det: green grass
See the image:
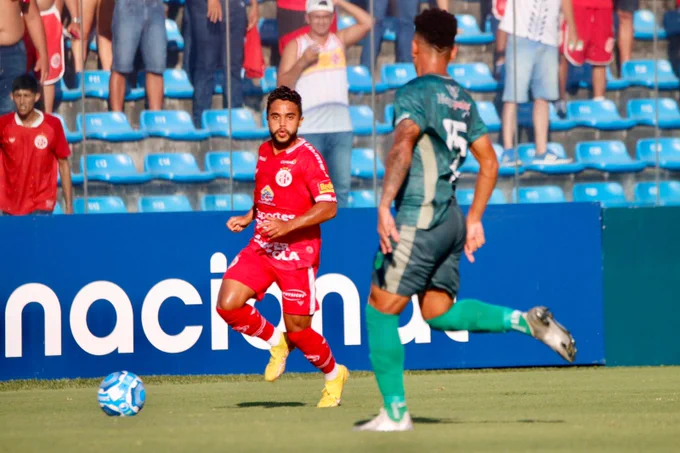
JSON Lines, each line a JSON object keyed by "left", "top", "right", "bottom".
{"left": 1, "top": 367, "right": 679, "bottom": 453}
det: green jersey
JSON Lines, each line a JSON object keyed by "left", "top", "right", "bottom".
{"left": 392, "top": 74, "right": 488, "bottom": 230}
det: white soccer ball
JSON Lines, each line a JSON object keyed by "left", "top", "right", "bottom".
{"left": 97, "top": 371, "right": 146, "bottom": 416}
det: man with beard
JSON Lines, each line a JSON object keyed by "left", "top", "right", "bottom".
{"left": 215, "top": 86, "right": 349, "bottom": 408}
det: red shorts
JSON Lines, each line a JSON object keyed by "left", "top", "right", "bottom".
{"left": 560, "top": 7, "right": 615, "bottom": 66}
{"left": 224, "top": 246, "right": 320, "bottom": 316}
{"left": 24, "top": 5, "right": 65, "bottom": 85}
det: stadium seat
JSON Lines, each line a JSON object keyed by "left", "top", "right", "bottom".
{"left": 517, "top": 102, "right": 576, "bottom": 131}
{"left": 634, "top": 181, "right": 680, "bottom": 206}
{"left": 142, "top": 69, "right": 194, "bottom": 99}
{"left": 349, "top": 105, "right": 393, "bottom": 135}
{"left": 492, "top": 143, "right": 525, "bottom": 176}
{"left": 573, "top": 182, "right": 629, "bottom": 207}
{"left": 216, "top": 69, "right": 264, "bottom": 97}
{"left": 202, "top": 109, "right": 269, "bottom": 140}
{"left": 517, "top": 143, "right": 585, "bottom": 174}
{"left": 567, "top": 100, "right": 636, "bottom": 130}
{"left": 347, "top": 65, "right": 388, "bottom": 94}
{"left": 635, "top": 137, "right": 680, "bottom": 170}
{"left": 622, "top": 60, "right": 680, "bottom": 90}
{"left": 384, "top": 104, "right": 394, "bottom": 124}
{"left": 205, "top": 151, "right": 257, "bottom": 181}
{"left": 663, "top": 10, "right": 680, "bottom": 36}
{"left": 138, "top": 195, "right": 193, "bottom": 213}
{"left": 566, "top": 64, "right": 629, "bottom": 91}
{"left": 261, "top": 66, "right": 278, "bottom": 94}
{"left": 348, "top": 190, "right": 377, "bottom": 208}
{"left": 144, "top": 153, "right": 215, "bottom": 183}
{"left": 382, "top": 16, "right": 398, "bottom": 41}
{"left": 52, "top": 113, "right": 82, "bottom": 144}
{"left": 165, "top": 19, "right": 185, "bottom": 51}
{"left": 82, "top": 154, "right": 152, "bottom": 184}
{"left": 56, "top": 78, "right": 82, "bottom": 102}
{"left": 258, "top": 18, "right": 278, "bottom": 47}
{"left": 459, "top": 151, "right": 480, "bottom": 174}
{"left": 351, "top": 148, "right": 385, "bottom": 179}
{"left": 455, "top": 14, "right": 494, "bottom": 45}
{"left": 53, "top": 202, "right": 63, "bottom": 215}
{"left": 140, "top": 110, "right": 210, "bottom": 141}
{"left": 338, "top": 15, "right": 356, "bottom": 30}
{"left": 575, "top": 141, "right": 646, "bottom": 173}
{"left": 83, "top": 70, "right": 145, "bottom": 100}
{"left": 74, "top": 196, "right": 128, "bottom": 214}
{"left": 634, "top": 10, "right": 667, "bottom": 40}
{"left": 457, "top": 188, "right": 506, "bottom": 205}
{"left": 76, "top": 112, "right": 147, "bottom": 142}
{"left": 476, "top": 101, "right": 501, "bottom": 133}
{"left": 58, "top": 172, "right": 84, "bottom": 186}
{"left": 627, "top": 98, "right": 680, "bottom": 129}
{"left": 515, "top": 186, "right": 566, "bottom": 203}
{"left": 381, "top": 63, "right": 416, "bottom": 89}
{"left": 447, "top": 63, "right": 498, "bottom": 92}
{"left": 163, "top": 0, "right": 185, "bottom": 5}
{"left": 201, "top": 194, "right": 254, "bottom": 211}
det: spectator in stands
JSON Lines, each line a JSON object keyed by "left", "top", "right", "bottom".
{"left": 485, "top": 0, "right": 507, "bottom": 79}
{"left": 278, "top": 0, "right": 372, "bottom": 207}
{"left": 70, "top": 0, "right": 114, "bottom": 73}
{"left": 615, "top": 0, "right": 637, "bottom": 68}
{"left": 500, "top": 0, "right": 578, "bottom": 162}
{"left": 24, "top": 0, "right": 81, "bottom": 113}
{"left": 277, "top": 0, "right": 337, "bottom": 63}
{"left": 0, "top": 75, "right": 73, "bottom": 215}
{"left": 0, "top": 0, "right": 48, "bottom": 116}
{"left": 557, "top": 0, "right": 614, "bottom": 111}
{"left": 186, "top": 0, "right": 259, "bottom": 128}
{"left": 109, "top": 0, "right": 166, "bottom": 112}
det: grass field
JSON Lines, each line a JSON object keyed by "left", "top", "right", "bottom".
{"left": 1, "top": 367, "right": 679, "bottom": 453}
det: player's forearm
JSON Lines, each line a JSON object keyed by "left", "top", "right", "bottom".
{"left": 288, "top": 202, "right": 337, "bottom": 232}
{"left": 278, "top": 59, "right": 307, "bottom": 89}
{"left": 65, "top": 0, "right": 81, "bottom": 20}
{"left": 59, "top": 160, "right": 73, "bottom": 212}
{"left": 561, "top": 0, "right": 577, "bottom": 31}
{"left": 380, "top": 142, "right": 413, "bottom": 209}
{"left": 468, "top": 155, "right": 498, "bottom": 222}
{"left": 24, "top": 1, "right": 48, "bottom": 62}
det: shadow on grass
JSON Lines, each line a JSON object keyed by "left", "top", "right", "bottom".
{"left": 235, "top": 401, "right": 307, "bottom": 409}
{"left": 353, "top": 417, "right": 565, "bottom": 427}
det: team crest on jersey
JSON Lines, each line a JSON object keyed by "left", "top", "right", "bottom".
{"left": 260, "top": 185, "right": 274, "bottom": 204}
{"left": 446, "top": 85, "right": 460, "bottom": 100}
{"left": 276, "top": 167, "right": 293, "bottom": 187}
{"left": 51, "top": 54, "right": 61, "bottom": 69}
{"left": 34, "top": 135, "right": 48, "bottom": 150}
{"left": 8, "top": 137, "right": 16, "bottom": 143}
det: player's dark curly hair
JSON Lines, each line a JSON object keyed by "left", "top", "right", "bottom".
{"left": 414, "top": 8, "right": 458, "bottom": 52}
{"left": 267, "top": 85, "right": 303, "bottom": 116}
{"left": 12, "top": 74, "right": 39, "bottom": 94}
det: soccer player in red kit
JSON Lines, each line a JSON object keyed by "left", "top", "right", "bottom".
{"left": 215, "top": 86, "right": 349, "bottom": 408}
{"left": 0, "top": 74, "right": 73, "bottom": 215}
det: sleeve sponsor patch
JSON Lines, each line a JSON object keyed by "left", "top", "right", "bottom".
{"left": 318, "top": 180, "right": 335, "bottom": 194}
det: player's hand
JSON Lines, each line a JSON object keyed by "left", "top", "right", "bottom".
{"left": 464, "top": 219, "right": 485, "bottom": 264}
{"left": 567, "top": 26, "right": 582, "bottom": 52}
{"left": 67, "top": 22, "right": 81, "bottom": 40}
{"left": 377, "top": 205, "right": 399, "bottom": 255}
{"left": 227, "top": 215, "right": 251, "bottom": 233}
{"left": 260, "top": 219, "right": 293, "bottom": 239}
{"left": 302, "top": 46, "right": 321, "bottom": 67}
{"left": 207, "top": 0, "right": 223, "bottom": 23}
{"left": 247, "top": 2, "right": 259, "bottom": 30}
{"left": 35, "top": 53, "right": 48, "bottom": 85}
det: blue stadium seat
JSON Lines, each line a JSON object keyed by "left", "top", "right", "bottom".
{"left": 634, "top": 10, "right": 667, "bottom": 40}
{"left": 201, "top": 194, "right": 254, "bottom": 211}
{"left": 347, "top": 65, "right": 388, "bottom": 94}
{"left": 83, "top": 70, "right": 145, "bottom": 100}
{"left": 205, "top": 151, "right": 257, "bottom": 181}
{"left": 58, "top": 172, "right": 84, "bottom": 187}
{"left": 338, "top": 15, "right": 356, "bottom": 30}
{"left": 348, "top": 190, "right": 377, "bottom": 208}
{"left": 634, "top": 181, "right": 680, "bottom": 206}
{"left": 140, "top": 110, "right": 210, "bottom": 141}
{"left": 261, "top": 66, "right": 278, "bottom": 94}
{"left": 74, "top": 196, "right": 128, "bottom": 214}
{"left": 216, "top": 69, "right": 264, "bottom": 97}
{"left": 627, "top": 98, "right": 680, "bottom": 129}
{"left": 566, "top": 64, "right": 629, "bottom": 91}
{"left": 138, "top": 195, "right": 193, "bottom": 213}
{"left": 382, "top": 16, "right": 398, "bottom": 41}
{"left": 148, "top": 69, "right": 194, "bottom": 99}
{"left": 663, "top": 10, "right": 680, "bottom": 36}
{"left": 381, "top": 63, "right": 416, "bottom": 89}
{"left": 476, "top": 101, "right": 501, "bottom": 133}
{"left": 165, "top": 19, "right": 185, "bottom": 50}
{"left": 457, "top": 188, "right": 506, "bottom": 205}
{"left": 53, "top": 202, "right": 63, "bottom": 215}
{"left": 636, "top": 137, "right": 680, "bottom": 170}
{"left": 459, "top": 151, "right": 480, "bottom": 174}
{"left": 384, "top": 104, "right": 394, "bottom": 124}
{"left": 258, "top": 18, "right": 278, "bottom": 47}
{"left": 52, "top": 113, "right": 82, "bottom": 144}
{"left": 567, "top": 100, "right": 636, "bottom": 130}
{"left": 518, "top": 102, "right": 576, "bottom": 131}
{"left": 351, "top": 148, "right": 385, "bottom": 179}
{"left": 455, "top": 14, "right": 494, "bottom": 45}
{"left": 82, "top": 154, "right": 152, "bottom": 184}
{"left": 517, "top": 143, "right": 585, "bottom": 175}
{"left": 202, "top": 109, "right": 269, "bottom": 140}
{"left": 515, "top": 186, "right": 566, "bottom": 203}
{"left": 575, "top": 141, "right": 646, "bottom": 173}
{"left": 573, "top": 182, "right": 629, "bottom": 207}
{"left": 350, "top": 105, "right": 393, "bottom": 135}
{"left": 492, "top": 143, "right": 525, "bottom": 176}
{"left": 447, "top": 63, "right": 498, "bottom": 92}
{"left": 163, "top": 0, "right": 185, "bottom": 4}
{"left": 76, "top": 112, "right": 147, "bottom": 142}
{"left": 622, "top": 60, "right": 680, "bottom": 90}
{"left": 144, "top": 153, "right": 215, "bottom": 183}
{"left": 56, "top": 78, "right": 82, "bottom": 102}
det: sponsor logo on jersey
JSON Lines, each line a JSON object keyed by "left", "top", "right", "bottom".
{"left": 446, "top": 85, "right": 460, "bottom": 100}
{"left": 8, "top": 137, "right": 15, "bottom": 143}
{"left": 275, "top": 168, "right": 293, "bottom": 187}
{"left": 280, "top": 159, "right": 297, "bottom": 165}
{"left": 318, "top": 181, "right": 335, "bottom": 194}
{"left": 260, "top": 185, "right": 274, "bottom": 204}
{"left": 283, "top": 290, "right": 307, "bottom": 301}
{"left": 34, "top": 135, "right": 48, "bottom": 150}
{"left": 259, "top": 156, "right": 267, "bottom": 161}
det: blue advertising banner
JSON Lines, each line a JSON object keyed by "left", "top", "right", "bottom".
{"left": 0, "top": 203, "right": 604, "bottom": 380}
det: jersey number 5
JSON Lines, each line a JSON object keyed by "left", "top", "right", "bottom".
{"left": 443, "top": 119, "right": 468, "bottom": 154}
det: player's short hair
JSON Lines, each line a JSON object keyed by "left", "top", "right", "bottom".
{"left": 414, "top": 8, "right": 458, "bottom": 52}
{"left": 267, "top": 86, "right": 303, "bottom": 116}
{"left": 12, "top": 74, "right": 40, "bottom": 94}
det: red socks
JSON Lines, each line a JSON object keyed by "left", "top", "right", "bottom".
{"left": 217, "top": 305, "right": 275, "bottom": 342}
{"left": 287, "top": 328, "right": 337, "bottom": 375}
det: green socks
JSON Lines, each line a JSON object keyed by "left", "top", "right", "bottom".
{"left": 426, "top": 299, "right": 532, "bottom": 335}
{"left": 366, "top": 304, "right": 408, "bottom": 422}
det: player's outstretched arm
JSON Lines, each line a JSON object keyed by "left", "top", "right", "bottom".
{"left": 334, "top": 0, "right": 374, "bottom": 48}
{"left": 261, "top": 202, "right": 337, "bottom": 240}
{"left": 227, "top": 208, "right": 255, "bottom": 233}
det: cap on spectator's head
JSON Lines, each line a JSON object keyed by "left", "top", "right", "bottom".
{"left": 306, "top": 0, "right": 334, "bottom": 14}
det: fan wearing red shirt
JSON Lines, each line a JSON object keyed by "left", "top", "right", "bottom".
{"left": 215, "top": 86, "right": 349, "bottom": 408}
{"left": 0, "top": 74, "right": 73, "bottom": 215}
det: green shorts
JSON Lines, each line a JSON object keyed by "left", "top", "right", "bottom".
{"left": 372, "top": 204, "right": 466, "bottom": 299}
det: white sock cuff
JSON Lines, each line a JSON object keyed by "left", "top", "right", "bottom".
{"left": 267, "top": 329, "right": 282, "bottom": 347}
{"left": 324, "top": 364, "right": 338, "bottom": 381}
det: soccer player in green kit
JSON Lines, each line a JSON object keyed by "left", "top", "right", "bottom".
{"left": 355, "top": 8, "right": 577, "bottom": 432}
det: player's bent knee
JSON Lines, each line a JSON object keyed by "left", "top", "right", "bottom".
{"left": 216, "top": 279, "right": 252, "bottom": 312}
{"left": 283, "top": 313, "right": 312, "bottom": 332}
{"left": 368, "top": 284, "right": 410, "bottom": 315}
